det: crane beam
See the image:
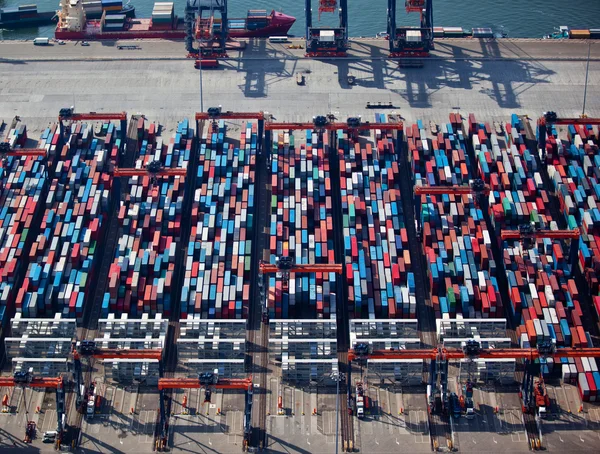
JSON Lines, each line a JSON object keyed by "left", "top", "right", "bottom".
{"left": 0, "top": 376, "right": 63, "bottom": 389}
{"left": 59, "top": 112, "right": 127, "bottom": 122}
{"left": 0, "top": 149, "right": 47, "bottom": 158}
{"left": 539, "top": 116, "right": 600, "bottom": 126}
{"left": 348, "top": 347, "right": 600, "bottom": 362}
{"left": 259, "top": 263, "right": 343, "bottom": 274}
{"left": 158, "top": 378, "right": 252, "bottom": 391}
{"left": 414, "top": 185, "right": 491, "bottom": 196}
{"left": 500, "top": 228, "right": 581, "bottom": 241}
{"left": 74, "top": 348, "right": 163, "bottom": 361}
{"left": 112, "top": 168, "right": 187, "bottom": 178}
{"left": 195, "top": 112, "right": 265, "bottom": 120}
{"left": 265, "top": 122, "right": 402, "bottom": 131}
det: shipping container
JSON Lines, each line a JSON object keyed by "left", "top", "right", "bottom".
{"left": 267, "top": 127, "right": 336, "bottom": 319}
{"left": 338, "top": 114, "right": 413, "bottom": 319}
{"left": 102, "top": 119, "right": 191, "bottom": 318}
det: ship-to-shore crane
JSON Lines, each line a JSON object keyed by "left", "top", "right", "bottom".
{"left": 305, "top": 0, "right": 349, "bottom": 57}
{"left": 156, "top": 373, "right": 254, "bottom": 451}
{"left": 0, "top": 373, "right": 65, "bottom": 449}
{"left": 259, "top": 256, "right": 343, "bottom": 323}
{"left": 537, "top": 111, "right": 600, "bottom": 156}
{"left": 387, "top": 0, "right": 433, "bottom": 62}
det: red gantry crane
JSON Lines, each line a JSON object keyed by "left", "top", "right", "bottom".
{"left": 259, "top": 256, "right": 343, "bottom": 323}
{"left": 72, "top": 340, "right": 163, "bottom": 413}
{"left": 537, "top": 111, "right": 600, "bottom": 157}
{"left": 58, "top": 107, "right": 128, "bottom": 143}
{"left": 388, "top": 0, "right": 434, "bottom": 64}
{"left": 156, "top": 372, "right": 254, "bottom": 451}
{"left": 500, "top": 224, "right": 581, "bottom": 268}
{"left": 196, "top": 107, "right": 266, "bottom": 140}
{"left": 0, "top": 372, "right": 66, "bottom": 448}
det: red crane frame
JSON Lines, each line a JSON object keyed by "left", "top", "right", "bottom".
{"left": 111, "top": 167, "right": 187, "bottom": 178}
{"left": 0, "top": 376, "right": 64, "bottom": 388}
{"left": 264, "top": 122, "right": 403, "bottom": 131}
{"left": 158, "top": 377, "right": 253, "bottom": 391}
{"left": 414, "top": 185, "right": 491, "bottom": 197}
{"left": 259, "top": 263, "right": 343, "bottom": 275}
{"left": 500, "top": 228, "right": 581, "bottom": 241}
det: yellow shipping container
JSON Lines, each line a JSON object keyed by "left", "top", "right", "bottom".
{"left": 570, "top": 29, "right": 591, "bottom": 39}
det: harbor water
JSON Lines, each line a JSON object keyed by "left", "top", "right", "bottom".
{"left": 0, "top": 0, "right": 600, "bottom": 41}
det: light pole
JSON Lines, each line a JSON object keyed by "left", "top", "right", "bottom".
{"left": 199, "top": 58, "right": 204, "bottom": 113}
{"left": 583, "top": 41, "right": 591, "bottom": 117}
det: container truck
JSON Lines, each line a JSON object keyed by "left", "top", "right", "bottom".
{"left": 355, "top": 382, "right": 365, "bottom": 419}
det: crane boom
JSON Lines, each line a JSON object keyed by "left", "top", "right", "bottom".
{"left": 265, "top": 121, "right": 402, "bottom": 131}
{"left": 195, "top": 111, "right": 265, "bottom": 120}
{"left": 58, "top": 111, "right": 127, "bottom": 122}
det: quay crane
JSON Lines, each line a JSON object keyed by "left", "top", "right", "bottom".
{"left": 188, "top": 0, "right": 228, "bottom": 67}
{"left": 387, "top": 0, "right": 434, "bottom": 63}
{"left": 156, "top": 373, "right": 254, "bottom": 451}
{"left": 305, "top": 0, "right": 349, "bottom": 57}
{"left": 58, "top": 108, "right": 128, "bottom": 143}
{"left": 0, "top": 372, "right": 65, "bottom": 449}
{"left": 500, "top": 224, "right": 581, "bottom": 268}
{"left": 259, "top": 256, "right": 343, "bottom": 323}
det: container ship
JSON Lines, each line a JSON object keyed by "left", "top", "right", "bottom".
{"left": 0, "top": 4, "right": 56, "bottom": 28}
{"left": 55, "top": 0, "right": 295, "bottom": 41}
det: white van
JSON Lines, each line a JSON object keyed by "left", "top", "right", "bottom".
{"left": 33, "top": 37, "right": 50, "bottom": 46}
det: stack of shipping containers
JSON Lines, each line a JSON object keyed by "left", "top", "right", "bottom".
{"left": 267, "top": 128, "right": 337, "bottom": 319}
{"left": 410, "top": 115, "right": 503, "bottom": 321}
{"left": 537, "top": 120, "right": 600, "bottom": 400}
{"left": 16, "top": 122, "right": 114, "bottom": 321}
{"left": 338, "top": 114, "right": 414, "bottom": 319}
{"left": 0, "top": 124, "right": 60, "bottom": 327}
{"left": 102, "top": 119, "right": 192, "bottom": 318}
{"left": 181, "top": 119, "right": 256, "bottom": 319}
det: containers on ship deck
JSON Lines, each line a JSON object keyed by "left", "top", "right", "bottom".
{"left": 0, "top": 124, "right": 60, "bottom": 327}
{"left": 102, "top": 119, "right": 191, "bottom": 318}
{"left": 338, "top": 114, "right": 414, "bottom": 319}
{"left": 16, "top": 122, "right": 115, "bottom": 321}
{"left": 267, "top": 128, "right": 337, "bottom": 319}
{"left": 409, "top": 115, "right": 502, "bottom": 320}
{"left": 181, "top": 119, "right": 256, "bottom": 320}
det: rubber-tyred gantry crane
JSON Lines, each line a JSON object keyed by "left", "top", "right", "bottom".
{"left": 414, "top": 179, "right": 490, "bottom": 234}
{"left": 265, "top": 115, "right": 403, "bottom": 133}
{"left": 111, "top": 160, "right": 187, "bottom": 182}
{"left": 196, "top": 107, "right": 266, "bottom": 144}
{"left": 500, "top": 224, "right": 581, "bottom": 267}
{"left": 156, "top": 373, "right": 254, "bottom": 451}
{"left": 388, "top": 0, "right": 434, "bottom": 60}
{"left": 72, "top": 340, "right": 163, "bottom": 412}
{"left": 0, "top": 142, "right": 48, "bottom": 170}
{"left": 259, "top": 256, "right": 343, "bottom": 322}
{"left": 305, "top": 0, "right": 348, "bottom": 57}
{"left": 537, "top": 111, "right": 600, "bottom": 156}
{"left": 0, "top": 372, "right": 66, "bottom": 449}
{"left": 58, "top": 107, "right": 128, "bottom": 143}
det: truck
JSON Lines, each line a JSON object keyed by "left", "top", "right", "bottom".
{"left": 450, "top": 393, "right": 461, "bottom": 419}
{"left": 33, "top": 37, "right": 50, "bottom": 45}
{"left": 86, "top": 384, "right": 96, "bottom": 420}
{"left": 463, "top": 381, "right": 475, "bottom": 419}
{"left": 355, "top": 382, "right": 365, "bottom": 419}
{"left": 533, "top": 378, "right": 550, "bottom": 419}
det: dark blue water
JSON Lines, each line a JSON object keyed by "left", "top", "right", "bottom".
{"left": 1, "top": 0, "right": 600, "bottom": 40}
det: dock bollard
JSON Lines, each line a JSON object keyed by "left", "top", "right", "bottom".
{"left": 399, "top": 407, "right": 403, "bottom": 415}
{"left": 130, "top": 407, "right": 134, "bottom": 415}
{"left": 579, "top": 405, "right": 584, "bottom": 413}
{"left": 35, "top": 406, "right": 40, "bottom": 414}
{"left": 312, "top": 408, "right": 317, "bottom": 416}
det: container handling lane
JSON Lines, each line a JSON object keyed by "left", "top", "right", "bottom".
{"left": 329, "top": 127, "right": 354, "bottom": 452}
{"left": 248, "top": 119, "right": 269, "bottom": 450}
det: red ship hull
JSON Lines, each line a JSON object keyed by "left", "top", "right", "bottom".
{"left": 56, "top": 10, "right": 295, "bottom": 41}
